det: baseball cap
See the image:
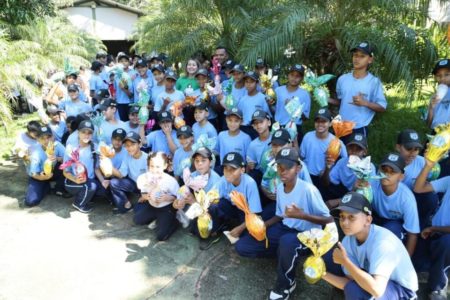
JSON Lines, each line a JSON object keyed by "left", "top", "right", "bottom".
{"left": 46, "top": 105, "right": 62, "bottom": 115}
{"left": 380, "top": 152, "right": 406, "bottom": 173}
{"left": 192, "top": 147, "right": 213, "bottom": 160}
{"left": 129, "top": 106, "right": 140, "bottom": 114}
{"left": 195, "top": 68, "right": 209, "bottom": 78}
{"left": 432, "top": 59, "right": 450, "bottom": 75}
{"left": 96, "top": 51, "right": 107, "bottom": 59}
{"left": 135, "top": 59, "right": 147, "bottom": 68}
{"left": 251, "top": 109, "right": 270, "bottom": 123}
{"left": 158, "top": 111, "right": 173, "bottom": 123}
{"left": 151, "top": 64, "right": 165, "bottom": 73}
{"left": 194, "top": 102, "right": 209, "bottom": 112}
{"left": 223, "top": 152, "right": 245, "bottom": 168}
{"left": 223, "top": 59, "right": 235, "bottom": 70}
{"left": 112, "top": 128, "right": 126, "bottom": 140}
{"left": 288, "top": 64, "right": 305, "bottom": 74}
{"left": 397, "top": 129, "right": 423, "bottom": 150}
{"left": 225, "top": 107, "right": 243, "bottom": 119}
{"left": 314, "top": 108, "right": 332, "bottom": 122}
{"left": 255, "top": 58, "right": 265, "bottom": 67}
{"left": 176, "top": 125, "right": 193, "bottom": 138}
{"left": 99, "top": 98, "right": 117, "bottom": 111}
{"left": 67, "top": 84, "right": 79, "bottom": 92}
{"left": 332, "top": 192, "right": 372, "bottom": 216}
{"left": 350, "top": 41, "right": 374, "bottom": 57}
{"left": 78, "top": 120, "right": 94, "bottom": 132}
{"left": 165, "top": 70, "right": 178, "bottom": 81}
{"left": 275, "top": 147, "right": 301, "bottom": 168}
{"left": 123, "top": 131, "right": 141, "bottom": 143}
{"left": 38, "top": 126, "right": 53, "bottom": 137}
{"left": 243, "top": 71, "right": 259, "bottom": 81}
{"left": 231, "top": 64, "right": 245, "bottom": 73}
{"left": 91, "top": 61, "right": 103, "bottom": 71}
{"left": 346, "top": 133, "right": 368, "bottom": 150}
{"left": 96, "top": 89, "right": 110, "bottom": 100}
{"left": 117, "top": 52, "right": 130, "bottom": 61}
{"left": 270, "top": 129, "right": 291, "bottom": 145}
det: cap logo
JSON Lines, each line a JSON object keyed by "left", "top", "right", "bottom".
{"left": 127, "top": 132, "right": 133, "bottom": 137}
{"left": 280, "top": 149, "right": 290, "bottom": 156}
{"left": 355, "top": 134, "right": 363, "bottom": 141}
{"left": 409, "top": 133, "right": 418, "bottom": 140}
{"left": 181, "top": 126, "right": 187, "bottom": 131}
{"left": 117, "top": 129, "right": 123, "bottom": 133}
{"left": 359, "top": 42, "right": 368, "bottom": 47}
{"left": 274, "top": 131, "right": 282, "bottom": 138}
{"left": 162, "top": 112, "right": 167, "bottom": 117}
{"left": 439, "top": 60, "right": 448, "bottom": 66}
{"left": 318, "top": 108, "right": 326, "bottom": 114}
{"left": 256, "top": 58, "right": 263, "bottom": 63}
{"left": 85, "top": 122, "right": 91, "bottom": 127}
{"left": 295, "top": 64, "right": 302, "bottom": 69}
{"left": 254, "top": 111, "right": 260, "bottom": 117}
{"left": 363, "top": 207, "right": 371, "bottom": 215}
{"left": 41, "top": 127, "right": 48, "bottom": 132}
{"left": 342, "top": 194, "right": 352, "bottom": 203}
{"left": 232, "top": 108, "right": 238, "bottom": 113}
{"left": 226, "top": 60, "right": 232, "bottom": 64}
{"left": 226, "top": 153, "right": 235, "bottom": 161}
{"left": 388, "top": 154, "right": 399, "bottom": 162}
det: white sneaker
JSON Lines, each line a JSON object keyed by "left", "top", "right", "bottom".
{"left": 176, "top": 210, "right": 190, "bottom": 229}
{"left": 148, "top": 220, "right": 157, "bottom": 230}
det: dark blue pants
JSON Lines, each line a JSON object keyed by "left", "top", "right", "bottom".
{"left": 110, "top": 177, "right": 138, "bottom": 213}
{"left": 25, "top": 177, "right": 51, "bottom": 207}
{"left": 414, "top": 191, "right": 439, "bottom": 230}
{"left": 323, "top": 250, "right": 417, "bottom": 299}
{"left": 64, "top": 178, "right": 99, "bottom": 209}
{"left": 428, "top": 234, "right": 450, "bottom": 291}
{"left": 373, "top": 216, "right": 405, "bottom": 240}
{"left": 133, "top": 202, "right": 178, "bottom": 241}
{"left": 117, "top": 104, "right": 130, "bottom": 122}
{"left": 260, "top": 201, "right": 276, "bottom": 221}
{"left": 208, "top": 197, "right": 245, "bottom": 233}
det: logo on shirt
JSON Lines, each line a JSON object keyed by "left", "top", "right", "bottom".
{"left": 388, "top": 154, "right": 399, "bottom": 162}
{"left": 280, "top": 149, "right": 290, "bottom": 156}
{"left": 342, "top": 194, "right": 352, "bottom": 203}
{"left": 355, "top": 134, "right": 363, "bottom": 141}
{"left": 226, "top": 153, "right": 235, "bottom": 161}
{"left": 409, "top": 133, "right": 418, "bottom": 140}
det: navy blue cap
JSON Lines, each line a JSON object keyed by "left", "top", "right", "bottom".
{"left": 231, "top": 64, "right": 245, "bottom": 73}
{"left": 288, "top": 64, "right": 305, "bottom": 74}
{"left": 244, "top": 71, "right": 259, "bottom": 81}
{"left": 225, "top": 107, "right": 243, "bottom": 119}
{"left": 223, "top": 152, "right": 245, "bottom": 168}
{"left": 350, "top": 42, "right": 374, "bottom": 57}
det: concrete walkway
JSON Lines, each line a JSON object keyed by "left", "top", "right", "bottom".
{"left": 0, "top": 163, "right": 434, "bottom": 299}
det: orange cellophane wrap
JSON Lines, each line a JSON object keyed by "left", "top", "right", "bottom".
{"left": 185, "top": 95, "right": 198, "bottom": 106}
{"left": 327, "top": 117, "right": 355, "bottom": 161}
{"left": 99, "top": 143, "right": 115, "bottom": 158}
{"left": 230, "top": 191, "right": 267, "bottom": 244}
{"left": 425, "top": 123, "right": 450, "bottom": 163}
{"left": 171, "top": 102, "right": 186, "bottom": 129}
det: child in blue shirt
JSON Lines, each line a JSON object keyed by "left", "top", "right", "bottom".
{"left": 150, "top": 64, "right": 166, "bottom": 104}
{"left": 172, "top": 125, "right": 194, "bottom": 180}
{"left": 414, "top": 157, "right": 450, "bottom": 299}
{"left": 109, "top": 132, "right": 148, "bottom": 214}
{"left": 329, "top": 42, "right": 387, "bottom": 141}
{"left": 114, "top": 53, "right": 135, "bottom": 121}
{"left": 235, "top": 148, "right": 332, "bottom": 300}
{"left": 218, "top": 64, "right": 248, "bottom": 111}
{"left": 154, "top": 71, "right": 185, "bottom": 112}
{"left": 132, "top": 59, "right": 153, "bottom": 104}
{"left": 273, "top": 64, "right": 311, "bottom": 144}
{"left": 246, "top": 109, "right": 272, "bottom": 179}
{"left": 427, "top": 59, "right": 450, "bottom": 130}
{"left": 25, "top": 126, "right": 67, "bottom": 206}
{"left": 59, "top": 84, "right": 92, "bottom": 118}
{"left": 237, "top": 71, "right": 271, "bottom": 139}
{"left": 97, "top": 98, "right": 125, "bottom": 144}
{"left": 371, "top": 152, "right": 420, "bottom": 257}
{"left": 45, "top": 105, "right": 66, "bottom": 142}
{"left": 123, "top": 106, "right": 141, "bottom": 135}
{"left": 193, "top": 68, "right": 220, "bottom": 128}
{"left": 143, "top": 111, "right": 180, "bottom": 156}
{"left": 89, "top": 61, "right": 109, "bottom": 105}
{"left": 323, "top": 192, "right": 418, "bottom": 300}
{"left": 192, "top": 102, "right": 218, "bottom": 142}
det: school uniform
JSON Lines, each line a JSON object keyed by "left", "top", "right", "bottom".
{"left": 122, "top": 121, "right": 140, "bottom": 135}
{"left": 151, "top": 84, "right": 165, "bottom": 105}
{"left": 58, "top": 100, "right": 92, "bottom": 118}
{"left": 216, "top": 130, "right": 251, "bottom": 163}
{"left": 109, "top": 152, "right": 148, "bottom": 213}
{"left": 133, "top": 172, "right": 180, "bottom": 241}
{"left": 237, "top": 92, "right": 271, "bottom": 138}
{"left": 430, "top": 89, "right": 450, "bottom": 129}
{"left": 154, "top": 90, "right": 185, "bottom": 112}
{"left": 192, "top": 89, "right": 219, "bottom": 123}
{"left": 371, "top": 180, "right": 420, "bottom": 239}
{"left": 246, "top": 136, "right": 271, "bottom": 171}
{"left": 133, "top": 75, "right": 153, "bottom": 103}
{"left": 89, "top": 73, "right": 108, "bottom": 98}
{"left": 97, "top": 120, "right": 125, "bottom": 144}
{"left": 25, "top": 142, "right": 65, "bottom": 206}
{"left": 114, "top": 70, "right": 135, "bottom": 121}
{"left": 192, "top": 122, "right": 218, "bottom": 142}
{"left": 145, "top": 130, "right": 180, "bottom": 156}
{"left": 173, "top": 148, "right": 193, "bottom": 178}
{"left": 48, "top": 121, "right": 66, "bottom": 143}
{"left": 324, "top": 224, "right": 418, "bottom": 299}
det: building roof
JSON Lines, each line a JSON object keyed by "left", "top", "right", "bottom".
{"left": 61, "top": 0, "right": 143, "bottom": 17}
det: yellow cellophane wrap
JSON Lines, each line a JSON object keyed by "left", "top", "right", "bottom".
{"left": 195, "top": 189, "right": 218, "bottom": 239}
{"left": 43, "top": 141, "right": 55, "bottom": 175}
{"left": 197, "top": 213, "right": 213, "bottom": 239}
{"left": 230, "top": 191, "right": 267, "bottom": 243}
{"left": 425, "top": 123, "right": 450, "bottom": 163}
{"left": 297, "top": 223, "right": 339, "bottom": 284}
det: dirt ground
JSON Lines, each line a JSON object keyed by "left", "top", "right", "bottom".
{"left": 0, "top": 162, "right": 437, "bottom": 300}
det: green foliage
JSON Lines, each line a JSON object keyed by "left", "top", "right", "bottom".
{"left": 0, "top": 0, "right": 56, "bottom": 25}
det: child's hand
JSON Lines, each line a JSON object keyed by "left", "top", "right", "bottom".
{"left": 421, "top": 227, "right": 435, "bottom": 239}
{"left": 48, "top": 154, "right": 56, "bottom": 162}
{"left": 430, "top": 95, "right": 439, "bottom": 107}
{"left": 184, "top": 192, "right": 196, "bottom": 205}
{"left": 74, "top": 174, "right": 86, "bottom": 184}
{"left": 157, "top": 193, "right": 174, "bottom": 203}
{"left": 139, "top": 193, "right": 151, "bottom": 203}
{"left": 353, "top": 179, "right": 368, "bottom": 189}
{"left": 261, "top": 186, "right": 276, "bottom": 201}
{"left": 285, "top": 203, "right": 305, "bottom": 219}
{"left": 332, "top": 242, "right": 349, "bottom": 265}
{"left": 173, "top": 199, "right": 185, "bottom": 210}
{"left": 163, "top": 97, "right": 171, "bottom": 106}
{"left": 160, "top": 122, "right": 172, "bottom": 135}
{"left": 325, "top": 154, "right": 335, "bottom": 168}
{"left": 351, "top": 93, "right": 368, "bottom": 107}
{"left": 229, "top": 224, "right": 245, "bottom": 238}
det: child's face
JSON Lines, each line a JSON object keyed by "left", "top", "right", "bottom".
{"left": 226, "top": 115, "right": 241, "bottom": 132}
{"left": 193, "top": 155, "right": 211, "bottom": 174}
{"left": 435, "top": 68, "right": 450, "bottom": 86}
{"left": 314, "top": 118, "right": 330, "bottom": 134}
{"left": 119, "top": 58, "right": 130, "bottom": 68}
{"left": 339, "top": 211, "right": 371, "bottom": 236}
{"left": 287, "top": 71, "right": 303, "bottom": 86}
{"left": 223, "top": 165, "right": 244, "bottom": 185}
{"left": 380, "top": 165, "right": 403, "bottom": 187}
{"left": 194, "top": 109, "right": 208, "bottom": 122}
{"left": 232, "top": 71, "right": 244, "bottom": 83}
{"left": 346, "top": 144, "right": 366, "bottom": 158}
{"left": 271, "top": 142, "right": 288, "bottom": 157}
{"left": 396, "top": 144, "right": 420, "bottom": 165}
{"left": 152, "top": 70, "right": 165, "bottom": 83}
{"left": 66, "top": 75, "right": 76, "bottom": 85}
{"left": 103, "top": 106, "right": 116, "bottom": 120}
{"left": 38, "top": 135, "right": 51, "bottom": 147}
{"left": 186, "top": 60, "right": 198, "bottom": 76}
{"left": 111, "top": 137, "right": 123, "bottom": 149}
{"left": 148, "top": 156, "right": 167, "bottom": 176}
{"left": 68, "top": 90, "right": 79, "bottom": 100}
{"left": 252, "top": 119, "right": 271, "bottom": 135}
{"left": 79, "top": 129, "right": 93, "bottom": 144}
{"left": 196, "top": 75, "right": 208, "bottom": 88}
{"left": 137, "top": 65, "right": 148, "bottom": 77}
{"left": 165, "top": 78, "right": 176, "bottom": 90}
{"left": 244, "top": 77, "right": 257, "bottom": 92}
{"left": 50, "top": 113, "right": 60, "bottom": 123}
{"left": 255, "top": 66, "right": 267, "bottom": 75}
{"left": 352, "top": 50, "right": 373, "bottom": 70}
{"left": 277, "top": 163, "right": 300, "bottom": 183}
{"left": 128, "top": 112, "right": 139, "bottom": 126}
{"left": 178, "top": 135, "right": 193, "bottom": 149}
{"left": 124, "top": 140, "right": 140, "bottom": 156}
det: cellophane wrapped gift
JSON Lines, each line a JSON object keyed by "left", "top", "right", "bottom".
{"left": 170, "top": 101, "right": 186, "bottom": 129}
{"left": 90, "top": 111, "right": 105, "bottom": 142}
{"left": 304, "top": 70, "right": 335, "bottom": 107}
{"left": 98, "top": 142, "right": 115, "bottom": 177}
{"left": 43, "top": 141, "right": 55, "bottom": 175}
{"left": 134, "top": 79, "right": 150, "bottom": 124}
{"left": 284, "top": 97, "right": 304, "bottom": 141}
{"left": 425, "top": 123, "right": 450, "bottom": 163}
{"left": 297, "top": 223, "right": 339, "bottom": 284}
{"left": 261, "top": 149, "right": 281, "bottom": 194}
{"left": 260, "top": 74, "right": 276, "bottom": 103}
{"left": 184, "top": 85, "right": 198, "bottom": 106}
{"left": 327, "top": 115, "right": 355, "bottom": 161}
{"left": 60, "top": 147, "right": 87, "bottom": 182}
{"left": 230, "top": 191, "right": 267, "bottom": 244}
{"left": 347, "top": 155, "right": 385, "bottom": 203}
{"left": 191, "top": 189, "right": 219, "bottom": 238}
{"left": 223, "top": 78, "right": 235, "bottom": 109}
{"left": 112, "top": 63, "right": 132, "bottom": 89}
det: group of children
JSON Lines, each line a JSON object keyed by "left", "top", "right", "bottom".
{"left": 13, "top": 42, "right": 450, "bottom": 300}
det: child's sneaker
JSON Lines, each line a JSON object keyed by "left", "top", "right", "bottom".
{"left": 72, "top": 203, "right": 92, "bottom": 214}
{"left": 176, "top": 210, "right": 190, "bottom": 228}
{"left": 148, "top": 220, "right": 157, "bottom": 230}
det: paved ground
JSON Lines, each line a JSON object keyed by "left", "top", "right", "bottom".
{"left": 0, "top": 162, "right": 441, "bottom": 300}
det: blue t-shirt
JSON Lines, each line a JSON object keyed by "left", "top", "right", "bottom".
{"left": 110, "top": 148, "right": 127, "bottom": 169}
{"left": 118, "top": 152, "right": 148, "bottom": 182}
{"left": 299, "top": 161, "right": 313, "bottom": 184}
{"left": 48, "top": 120, "right": 66, "bottom": 143}
{"left": 371, "top": 180, "right": 420, "bottom": 234}
{"left": 237, "top": 92, "right": 271, "bottom": 125}
{"left": 430, "top": 176, "right": 450, "bottom": 226}
{"left": 133, "top": 75, "right": 153, "bottom": 103}
{"left": 192, "top": 121, "right": 218, "bottom": 142}
{"left": 191, "top": 170, "right": 221, "bottom": 193}
{"left": 216, "top": 173, "right": 262, "bottom": 213}
{"left": 224, "top": 83, "right": 247, "bottom": 107}
{"left": 114, "top": 69, "right": 135, "bottom": 104}
{"left": 336, "top": 72, "right": 387, "bottom": 129}
{"left": 300, "top": 131, "right": 347, "bottom": 176}
{"left": 403, "top": 155, "right": 425, "bottom": 190}
{"left": 341, "top": 224, "right": 418, "bottom": 292}
{"left": 216, "top": 130, "right": 251, "bottom": 163}
{"left": 192, "top": 89, "right": 218, "bottom": 120}
{"left": 154, "top": 90, "right": 185, "bottom": 112}
{"left": 98, "top": 120, "right": 126, "bottom": 144}
{"left": 274, "top": 85, "right": 311, "bottom": 125}
{"left": 145, "top": 130, "right": 180, "bottom": 155}
{"left": 63, "top": 143, "right": 96, "bottom": 179}
{"left": 330, "top": 157, "right": 376, "bottom": 191}
{"left": 151, "top": 84, "right": 165, "bottom": 104}
{"left": 173, "top": 147, "right": 193, "bottom": 177}
{"left": 58, "top": 100, "right": 92, "bottom": 118}
{"left": 89, "top": 73, "right": 108, "bottom": 96}
{"left": 276, "top": 178, "right": 330, "bottom": 231}
{"left": 246, "top": 136, "right": 271, "bottom": 169}
{"left": 430, "top": 89, "right": 450, "bottom": 129}
{"left": 122, "top": 121, "right": 140, "bottom": 135}
{"left": 28, "top": 142, "right": 65, "bottom": 176}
